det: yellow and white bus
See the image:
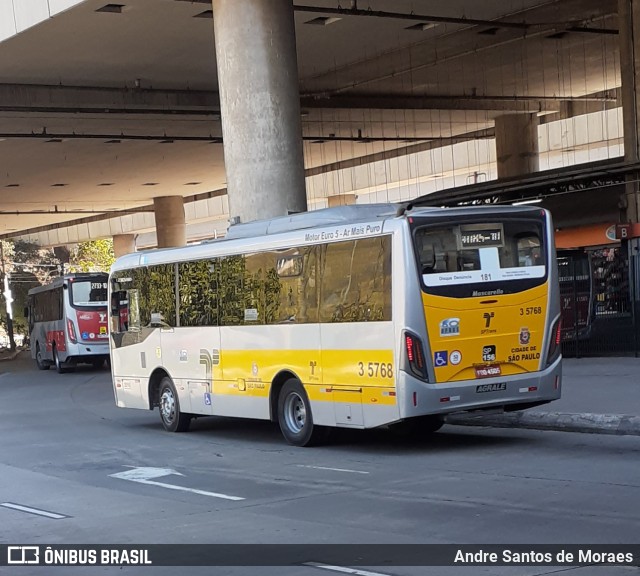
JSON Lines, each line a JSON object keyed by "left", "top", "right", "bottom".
{"left": 109, "top": 203, "right": 562, "bottom": 446}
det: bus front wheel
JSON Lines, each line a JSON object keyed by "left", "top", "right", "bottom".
{"left": 158, "top": 377, "right": 191, "bottom": 433}
{"left": 35, "top": 342, "right": 49, "bottom": 371}
{"left": 277, "top": 379, "right": 328, "bottom": 447}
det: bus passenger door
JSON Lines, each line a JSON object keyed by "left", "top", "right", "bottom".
{"left": 160, "top": 325, "right": 221, "bottom": 417}
{"left": 109, "top": 288, "right": 162, "bottom": 410}
{"left": 318, "top": 237, "right": 395, "bottom": 429}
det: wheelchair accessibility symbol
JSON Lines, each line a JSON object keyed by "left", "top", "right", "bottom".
{"left": 434, "top": 351, "right": 448, "bottom": 367}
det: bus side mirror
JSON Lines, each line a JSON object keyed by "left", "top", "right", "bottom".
{"left": 23, "top": 306, "right": 29, "bottom": 318}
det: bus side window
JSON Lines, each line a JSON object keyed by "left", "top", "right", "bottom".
{"left": 110, "top": 289, "right": 139, "bottom": 333}
{"left": 418, "top": 243, "right": 436, "bottom": 274}
{"left": 516, "top": 235, "right": 541, "bottom": 267}
{"left": 111, "top": 291, "right": 129, "bottom": 333}
{"left": 457, "top": 250, "right": 480, "bottom": 271}
{"left": 320, "top": 236, "right": 391, "bottom": 322}
{"left": 434, "top": 252, "right": 448, "bottom": 272}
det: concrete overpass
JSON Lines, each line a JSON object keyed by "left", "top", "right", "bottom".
{"left": 0, "top": 0, "right": 636, "bottom": 253}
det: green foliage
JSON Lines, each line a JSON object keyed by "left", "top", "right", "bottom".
{"left": 69, "top": 240, "right": 115, "bottom": 273}
{"left": 129, "top": 264, "right": 176, "bottom": 327}
{"left": 179, "top": 260, "right": 220, "bottom": 326}
{"left": 178, "top": 256, "right": 283, "bottom": 326}
{"left": 263, "top": 267, "right": 283, "bottom": 323}
{"left": 219, "top": 255, "right": 246, "bottom": 325}
{"left": 0, "top": 240, "right": 62, "bottom": 339}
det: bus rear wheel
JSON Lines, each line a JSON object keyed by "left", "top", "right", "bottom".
{"left": 277, "top": 379, "right": 328, "bottom": 447}
{"left": 158, "top": 376, "right": 191, "bottom": 433}
{"left": 53, "top": 345, "right": 74, "bottom": 374}
{"left": 35, "top": 342, "right": 49, "bottom": 370}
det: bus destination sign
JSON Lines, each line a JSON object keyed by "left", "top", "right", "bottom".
{"left": 458, "top": 224, "right": 504, "bottom": 249}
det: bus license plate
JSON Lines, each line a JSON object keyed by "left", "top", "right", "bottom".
{"left": 476, "top": 382, "right": 507, "bottom": 393}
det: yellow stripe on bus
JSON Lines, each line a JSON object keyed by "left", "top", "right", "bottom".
{"left": 211, "top": 348, "right": 397, "bottom": 405}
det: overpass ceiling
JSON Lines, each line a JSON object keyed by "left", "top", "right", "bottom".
{"left": 0, "top": 0, "right": 620, "bottom": 238}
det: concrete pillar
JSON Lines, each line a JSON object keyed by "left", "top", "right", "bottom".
{"left": 113, "top": 234, "right": 136, "bottom": 258}
{"left": 153, "top": 196, "right": 186, "bottom": 248}
{"left": 212, "top": 0, "right": 307, "bottom": 225}
{"left": 494, "top": 113, "right": 539, "bottom": 179}
{"left": 619, "top": 0, "right": 640, "bottom": 222}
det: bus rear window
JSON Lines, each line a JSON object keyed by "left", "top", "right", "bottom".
{"left": 413, "top": 219, "right": 547, "bottom": 297}
{"left": 70, "top": 280, "right": 108, "bottom": 307}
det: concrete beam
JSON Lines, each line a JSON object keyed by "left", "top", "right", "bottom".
{"left": 300, "top": 95, "right": 615, "bottom": 113}
{"left": 300, "top": 0, "right": 616, "bottom": 97}
{"left": 0, "top": 84, "right": 616, "bottom": 115}
{"left": 0, "top": 130, "right": 494, "bottom": 243}
{"left": 0, "top": 84, "right": 220, "bottom": 114}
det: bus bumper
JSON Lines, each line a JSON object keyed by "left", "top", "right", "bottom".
{"left": 397, "top": 357, "right": 562, "bottom": 420}
{"left": 63, "top": 341, "right": 110, "bottom": 363}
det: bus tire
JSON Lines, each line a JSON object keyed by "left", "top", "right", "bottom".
{"left": 277, "top": 379, "right": 326, "bottom": 447}
{"left": 159, "top": 376, "right": 191, "bottom": 433}
{"left": 35, "top": 342, "right": 50, "bottom": 371}
{"left": 53, "top": 345, "right": 73, "bottom": 374}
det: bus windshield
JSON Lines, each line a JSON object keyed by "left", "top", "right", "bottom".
{"left": 413, "top": 218, "right": 547, "bottom": 298}
{"left": 70, "top": 279, "right": 108, "bottom": 307}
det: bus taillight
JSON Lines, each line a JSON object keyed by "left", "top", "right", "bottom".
{"left": 67, "top": 318, "right": 77, "bottom": 343}
{"left": 546, "top": 317, "right": 562, "bottom": 366}
{"left": 404, "top": 331, "right": 428, "bottom": 380}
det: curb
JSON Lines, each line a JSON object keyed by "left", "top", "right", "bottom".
{"left": 0, "top": 349, "right": 23, "bottom": 362}
{"left": 445, "top": 411, "right": 640, "bottom": 437}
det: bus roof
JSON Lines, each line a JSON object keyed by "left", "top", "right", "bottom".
{"left": 225, "top": 203, "right": 398, "bottom": 240}
{"left": 225, "top": 203, "right": 545, "bottom": 240}
{"left": 111, "top": 203, "right": 547, "bottom": 272}
{"left": 27, "top": 272, "right": 108, "bottom": 296}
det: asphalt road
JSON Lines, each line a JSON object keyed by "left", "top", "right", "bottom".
{"left": 1, "top": 352, "right": 639, "bottom": 576}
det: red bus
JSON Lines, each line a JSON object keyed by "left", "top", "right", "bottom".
{"left": 27, "top": 273, "right": 110, "bottom": 373}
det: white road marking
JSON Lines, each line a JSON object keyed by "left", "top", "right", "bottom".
{"left": 109, "top": 467, "right": 244, "bottom": 501}
{"left": 1, "top": 502, "right": 67, "bottom": 519}
{"left": 112, "top": 466, "right": 184, "bottom": 480}
{"left": 304, "top": 563, "right": 392, "bottom": 576}
{"left": 297, "top": 465, "right": 369, "bottom": 475}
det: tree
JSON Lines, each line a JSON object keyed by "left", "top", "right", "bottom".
{"left": 68, "top": 240, "right": 115, "bottom": 273}
{"left": 0, "top": 239, "right": 115, "bottom": 347}
{"left": 0, "top": 240, "right": 62, "bottom": 348}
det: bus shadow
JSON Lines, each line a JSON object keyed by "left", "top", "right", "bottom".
{"left": 327, "top": 426, "right": 531, "bottom": 453}
{"left": 180, "top": 416, "right": 530, "bottom": 453}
